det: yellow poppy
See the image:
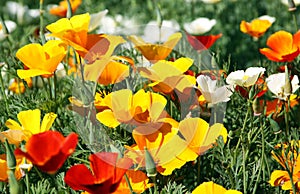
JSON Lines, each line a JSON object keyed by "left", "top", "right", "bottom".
{"left": 125, "top": 121, "right": 198, "bottom": 176}
{"left": 192, "top": 181, "right": 242, "bottom": 194}
{"left": 46, "top": 13, "right": 125, "bottom": 63}
{"left": 178, "top": 118, "right": 227, "bottom": 155}
{"left": 16, "top": 40, "right": 66, "bottom": 79}
{"left": 96, "top": 89, "right": 168, "bottom": 128}
{"left": 4, "top": 109, "right": 57, "bottom": 142}
{"left": 139, "top": 57, "right": 196, "bottom": 94}
{"left": 240, "top": 19, "right": 272, "bottom": 38}
{"left": 128, "top": 32, "right": 182, "bottom": 62}
{"left": 84, "top": 56, "right": 133, "bottom": 85}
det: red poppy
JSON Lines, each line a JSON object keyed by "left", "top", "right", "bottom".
{"left": 14, "top": 131, "right": 78, "bottom": 174}
{"left": 186, "top": 33, "right": 222, "bottom": 51}
{"left": 64, "top": 152, "right": 133, "bottom": 194}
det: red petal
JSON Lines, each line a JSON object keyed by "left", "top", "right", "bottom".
{"left": 186, "top": 33, "right": 222, "bottom": 51}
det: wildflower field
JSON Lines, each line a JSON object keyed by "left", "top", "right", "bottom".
{"left": 1, "top": 0, "right": 300, "bottom": 193}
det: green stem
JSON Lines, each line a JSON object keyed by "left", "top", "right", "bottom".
{"left": 284, "top": 100, "right": 290, "bottom": 141}
{"left": 39, "top": 0, "right": 46, "bottom": 44}
{"left": 47, "top": 77, "right": 53, "bottom": 100}
{"left": 252, "top": 116, "right": 265, "bottom": 194}
{"left": 292, "top": 12, "right": 298, "bottom": 32}
{"left": 124, "top": 174, "right": 135, "bottom": 194}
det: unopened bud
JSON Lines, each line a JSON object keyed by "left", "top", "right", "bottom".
{"left": 252, "top": 97, "right": 263, "bottom": 116}
{"left": 288, "top": 0, "right": 297, "bottom": 11}
{"left": 144, "top": 147, "right": 157, "bottom": 177}
{"left": 284, "top": 65, "right": 292, "bottom": 98}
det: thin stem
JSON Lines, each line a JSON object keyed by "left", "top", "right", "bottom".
{"left": 293, "top": 13, "right": 298, "bottom": 32}
{"left": 39, "top": 0, "right": 46, "bottom": 44}
{"left": 252, "top": 116, "right": 265, "bottom": 194}
{"left": 47, "top": 77, "right": 53, "bottom": 100}
{"left": 124, "top": 174, "right": 135, "bottom": 194}
{"left": 284, "top": 100, "right": 290, "bottom": 140}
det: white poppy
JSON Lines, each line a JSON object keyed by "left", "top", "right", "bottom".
{"left": 196, "top": 75, "right": 233, "bottom": 104}
{"left": 142, "top": 20, "right": 180, "bottom": 43}
{"left": 226, "top": 67, "right": 265, "bottom": 87}
{"left": 266, "top": 73, "right": 300, "bottom": 100}
{"left": 0, "top": 20, "right": 17, "bottom": 41}
{"left": 184, "top": 17, "right": 216, "bottom": 35}
{"left": 258, "top": 15, "right": 276, "bottom": 24}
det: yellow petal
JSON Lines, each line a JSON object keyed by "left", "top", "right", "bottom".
{"left": 96, "top": 110, "right": 120, "bottom": 128}
{"left": 16, "top": 43, "right": 46, "bottom": 69}
{"left": 192, "top": 181, "right": 227, "bottom": 194}
{"left": 17, "top": 109, "right": 41, "bottom": 135}
{"left": 111, "top": 89, "right": 134, "bottom": 122}
{"left": 165, "top": 57, "right": 193, "bottom": 73}
{"left": 40, "top": 113, "right": 57, "bottom": 132}
{"left": 5, "top": 119, "right": 23, "bottom": 130}
{"left": 84, "top": 57, "right": 111, "bottom": 82}
{"left": 1, "top": 130, "right": 26, "bottom": 145}
{"left": 149, "top": 92, "right": 167, "bottom": 121}
{"left": 17, "top": 69, "right": 53, "bottom": 79}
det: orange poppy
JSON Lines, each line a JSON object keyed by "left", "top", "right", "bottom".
{"left": 8, "top": 78, "right": 32, "bottom": 94}
{"left": 0, "top": 154, "right": 31, "bottom": 182}
{"left": 64, "top": 152, "right": 133, "bottom": 194}
{"left": 186, "top": 33, "right": 222, "bottom": 51}
{"left": 114, "top": 169, "right": 153, "bottom": 193}
{"left": 46, "top": 13, "right": 125, "bottom": 63}
{"left": 260, "top": 30, "right": 300, "bottom": 62}
{"left": 14, "top": 131, "right": 78, "bottom": 174}
{"left": 49, "top": 0, "right": 82, "bottom": 18}
{"left": 128, "top": 32, "right": 182, "bottom": 62}
{"left": 240, "top": 19, "right": 272, "bottom": 38}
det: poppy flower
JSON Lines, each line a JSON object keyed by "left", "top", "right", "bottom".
{"left": 16, "top": 40, "right": 66, "bottom": 79}
{"left": 0, "top": 154, "right": 31, "bottom": 182}
{"left": 196, "top": 74, "right": 233, "bottom": 104}
{"left": 46, "top": 13, "right": 125, "bottom": 63}
{"left": 4, "top": 109, "right": 57, "bottom": 142}
{"left": 184, "top": 18, "right": 216, "bottom": 35}
{"left": 64, "top": 152, "right": 133, "bottom": 194}
{"left": 178, "top": 118, "right": 227, "bottom": 155}
{"left": 0, "top": 20, "right": 16, "bottom": 41}
{"left": 125, "top": 121, "right": 199, "bottom": 176}
{"left": 269, "top": 141, "right": 300, "bottom": 191}
{"left": 114, "top": 169, "right": 153, "bottom": 193}
{"left": 186, "top": 33, "right": 222, "bottom": 51}
{"left": 266, "top": 73, "right": 300, "bottom": 100}
{"left": 192, "top": 181, "right": 242, "bottom": 194}
{"left": 84, "top": 56, "right": 133, "bottom": 85}
{"left": 226, "top": 67, "right": 265, "bottom": 87}
{"left": 240, "top": 16, "right": 275, "bottom": 38}
{"left": 128, "top": 32, "right": 182, "bottom": 62}
{"left": 96, "top": 89, "right": 168, "bottom": 128}
{"left": 8, "top": 78, "right": 32, "bottom": 94}
{"left": 49, "top": 0, "right": 82, "bottom": 18}
{"left": 260, "top": 30, "right": 300, "bottom": 62}
{"left": 138, "top": 57, "right": 196, "bottom": 94}
{"left": 14, "top": 131, "right": 78, "bottom": 174}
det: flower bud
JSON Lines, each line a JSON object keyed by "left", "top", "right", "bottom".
{"left": 284, "top": 65, "right": 292, "bottom": 99}
{"left": 252, "top": 97, "right": 263, "bottom": 116}
{"left": 144, "top": 147, "right": 157, "bottom": 177}
{"left": 288, "top": 0, "right": 297, "bottom": 11}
